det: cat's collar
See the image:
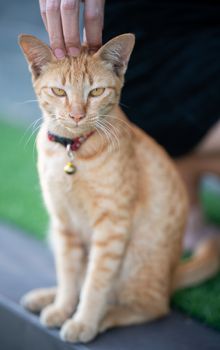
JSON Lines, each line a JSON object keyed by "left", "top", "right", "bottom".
{"left": 47, "top": 130, "right": 95, "bottom": 175}
{"left": 48, "top": 130, "right": 95, "bottom": 151}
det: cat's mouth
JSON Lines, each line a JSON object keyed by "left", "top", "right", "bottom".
{"left": 51, "top": 114, "right": 94, "bottom": 134}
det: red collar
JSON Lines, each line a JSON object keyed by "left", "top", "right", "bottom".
{"left": 48, "top": 130, "right": 95, "bottom": 151}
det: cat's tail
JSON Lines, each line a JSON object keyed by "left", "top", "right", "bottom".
{"left": 172, "top": 237, "right": 220, "bottom": 292}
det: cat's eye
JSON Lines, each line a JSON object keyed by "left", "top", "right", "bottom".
{"left": 90, "top": 88, "right": 105, "bottom": 97}
{"left": 51, "top": 87, "right": 66, "bottom": 97}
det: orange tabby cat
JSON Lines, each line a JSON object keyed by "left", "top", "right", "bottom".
{"left": 19, "top": 33, "right": 219, "bottom": 343}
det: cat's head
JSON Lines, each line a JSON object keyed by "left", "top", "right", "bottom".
{"left": 19, "top": 34, "right": 135, "bottom": 136}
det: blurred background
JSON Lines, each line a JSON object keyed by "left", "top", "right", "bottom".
{"left": 0, "top": 0, "right": 49, "bottom": 240}
{"left": 0, "top": 0, "right": 47, "bottom": 124}
{"left": 0, "top": 0, "right": 220, "bottom": 333}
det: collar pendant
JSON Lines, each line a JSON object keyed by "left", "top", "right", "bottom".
{"left": 48, "top": 130, "right": 95, "bottom": 175}
{"left": 64, "top": 144, "right": 77, "bottom": 175}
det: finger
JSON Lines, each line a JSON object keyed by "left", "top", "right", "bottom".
{"left": 46, "top": 0, "right": 66, "bottom": 59}
{"left": 39, "top": 0, "right": 48, "bottom": 30}
{"left": 83, "top": 27, "right": 87, "bottom": 44}
{"left": 84, "top": 0, "right": 104, "bottom": 52}
{"left": 61, "top": 0, "right": 80, "bottom": 57}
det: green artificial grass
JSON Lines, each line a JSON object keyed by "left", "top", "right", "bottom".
{"left": 1, "top": 119, "right": 220, "bottom": 329}
{"left": 0, "top": 119, "right": 48, "bottom": 239}
{"left": 200, "top": 180, "right": 220, "bottom": 226}
{"left": 172, "top": 273, "right": 220, "bottom": 330}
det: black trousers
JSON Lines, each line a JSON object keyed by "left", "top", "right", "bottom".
{"left": 103, "top": 0, "right": 220, "bottom": 157}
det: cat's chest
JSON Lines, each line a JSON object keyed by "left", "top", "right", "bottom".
{"left": 39, "top": 145, "right": 93, "bottom": 237}
{"left": 41, "top": 146, "right": 78, "bottom": 189}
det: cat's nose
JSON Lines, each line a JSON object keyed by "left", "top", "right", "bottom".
{"left": 69, "top": 113, "right": 85, "bottom": 122}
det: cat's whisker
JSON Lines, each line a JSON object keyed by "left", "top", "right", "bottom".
{"left": 20, "top": 117, "right": 43, "bottom": 146}
{"left": 100, "top": 114, "right": 133, "bottom": 132}
{"left": 96, "top": 120, "right": 113, "bottom": 149}
{"left": 21, "top": 116, "right": 42, "bottom": 136}
{"left": 103, "top": 116, "right": 132, "bottom": 139}
{"left": 119, "top": 102, "right": 129, "bottom": 109}
{"left": 102, "top": 124, "right": 119, "bottom": 152}
{"left": 24, "top": 123, "right": 42, "bottom": 149}
{"left": 95, "top": 121, "right": 113, "bottom": 153}
{"left": 101, "top": 118, "right": 121, "bottom": 150}
{"left": 87, "top": 119, "right": 103, "bottom": 145}
{"left": 15, "top": 99, "right": 38, "bottom": 106}
{"left": 92, "top": 126, "right": 105, "bottom": 153}
{"left": 97, "top": 120, "right": 118, "bottom": 153}
{"left": 32, "top": 133, "right": 39, "bottom": 162}
{"left": 94, "top": 126, "right": 105, "bottom": 151}
{"left": 98, "top": 118, "right": 120, "bottom": 152}
{"left": 89, "top": 113, "right": 132, "bottom": 140}
{"left": 99, "top": 113, "right": 130, "bottom": 124}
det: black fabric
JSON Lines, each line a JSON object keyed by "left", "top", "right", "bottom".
{"left": 103, "top": 0, "right": 220, "bottom": 156}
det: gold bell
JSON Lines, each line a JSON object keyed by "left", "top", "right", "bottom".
{"left": 64, "top": 162, "right": 76, "bottom": 175}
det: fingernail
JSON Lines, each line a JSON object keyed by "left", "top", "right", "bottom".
{"left": 54, "top": 48, "right": 65, "bottom": 60}
{"left": 68, "top": 47, "right": 80, "bottom": 57}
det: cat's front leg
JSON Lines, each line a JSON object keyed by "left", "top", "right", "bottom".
{"left": 41, "top": 223, "right": 85, "bottom": 328}
{"left": 61, "top": 216, "right": 129, "bottom": 343}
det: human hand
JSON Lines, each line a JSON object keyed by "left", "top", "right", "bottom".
{"left": 39, "top": 0, "right": 105, "bottom": 59}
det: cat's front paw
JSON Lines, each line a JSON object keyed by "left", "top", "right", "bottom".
{"left": 21, "top": 287, "right": 56, "bottom": 313}
{"left": 60, "top": 318, "right": 98, "bottom": 343}
{"left": 40, "top": 304, "right": 72, "bottom": 328}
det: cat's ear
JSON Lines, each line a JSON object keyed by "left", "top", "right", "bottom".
{"left": 19, "top": 34, "right": 55, "bottom": 79}
{"left": 94, "top": 33, "right": 135, "bottom": 77}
